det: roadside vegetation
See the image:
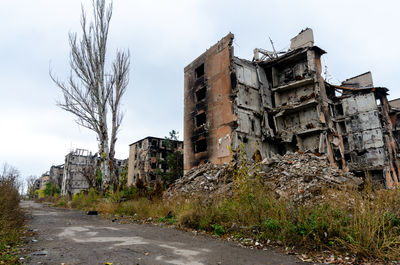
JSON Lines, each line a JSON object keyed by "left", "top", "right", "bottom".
{"left": 31, "top": 143, "right": 398, "bottom": 263}
{"left": 46, "top": 167, "right": 400, "bottom": 262}
{"left": 0, "top": 164, "right": 25, "bottom": 264}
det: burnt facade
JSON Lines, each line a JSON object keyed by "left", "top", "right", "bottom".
{"left": 127, "top": 137, "right": 183, "bottom": 185}
{"left": 184, "top": 29, "right": 400, "bottom": 187}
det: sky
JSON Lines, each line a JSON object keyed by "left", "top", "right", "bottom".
{"left": 1, "top": 0, "right": 399, "bottom": 182}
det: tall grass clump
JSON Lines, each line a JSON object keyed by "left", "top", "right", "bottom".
{"left": 174, "top": 149, "right": 400, "bottom": 261}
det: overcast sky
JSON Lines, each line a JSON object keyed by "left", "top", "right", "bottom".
{"left": 1, "top": 0, "right": 399, "bottom": 182}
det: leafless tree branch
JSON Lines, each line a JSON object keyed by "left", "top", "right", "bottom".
{"left": 50, "top": 0, "right": 130, "bottom": 190}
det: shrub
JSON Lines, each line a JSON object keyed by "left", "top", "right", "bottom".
{"left": 0, "top": 164, "right": 24, "bottom": 263}
{"left": 43, "top": 182, "right": 61, "bottom": 197}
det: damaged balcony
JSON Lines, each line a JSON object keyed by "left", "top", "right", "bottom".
{"left": 183, "top": 28, "right": 400, "bottom": 188}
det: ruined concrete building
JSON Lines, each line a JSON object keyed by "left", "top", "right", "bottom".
{"left": 33, "top": 173, "right": 51, "bottom": 191}
{"left": 184, "top": 28, "right": 400, "bottom": 187}
{"left": 61, "top": 148, "right": 97, "bottom": 196}
{"left": 49, "top": 164, "right": 64, "bottom": 188}
{"left": 127, "top": 137, "right": 183, "bottom": 185}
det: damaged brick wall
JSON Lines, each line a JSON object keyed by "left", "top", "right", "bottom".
{"left": 184, "top": 29, "right": 400, "bottom": 188}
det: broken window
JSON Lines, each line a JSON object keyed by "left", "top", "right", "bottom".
{"left": 195, "top": 139, "right": 207, "bottom": 153}
{"left": 337, "top": 121, "right": 346, "bottom": 134}
{"left": 195, "top": 86, "right": 206, "bottom": 102}
{"left": 343, "top": 136, "right": 349, "bottom": 150}
{"left": 196, "top": 112, "right": 207, "bottom": 127}
{"left": 334, "top": 103, "right": 344, "bottom": 116}
{"left": 195, "top": 64, "right": 204, "bottom": 79}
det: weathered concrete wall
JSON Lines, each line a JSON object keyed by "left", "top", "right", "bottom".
{"left": 390, "top": 98, "right": 400, "bottom": 109}
{"left": 341, "top": 93, "right": 385, "bottom": 170}
{"left": 342, "top": 72, "right": 373, "bottom": 88}
{"left": 290, "top": 28, "right": 314, "bottom": 50}
{"left": 49, "top": 165, "right": 64, "bottom": 188}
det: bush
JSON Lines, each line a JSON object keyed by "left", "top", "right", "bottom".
{"left": 43, "top": 182, "right": 61, "bottom": 197}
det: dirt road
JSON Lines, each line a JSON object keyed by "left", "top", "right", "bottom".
{"left": 21, "top": 201, "right": 303, "bottom": 265}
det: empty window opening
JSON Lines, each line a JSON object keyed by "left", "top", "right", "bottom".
{"left": 337, "top": 121, "right": 346, "bottom": 134}
{"left": 195, "top": 64, "right": 204, "bottom": 79}
{"left": 152, "top": 139, "right": 158, "bottom": 146}
{"left": 196, "top": 112, "right": 207, "bottom": 127}
{"left": 196, "top": 87, "right": 206, "bottom": 102}
{"left": 151, "top": 163, "right": 157, "bottom": 169}
{"left": 343, "top": 136, "right": 349, "bottom": 150}
{"left": 251, "top": 120, "right": 255, "bottom": 132}
{"left": 334, "top": 103, "right": 344, "bottom": 116}
{"left": 195, "top": 139, "right": 207, "bottom": 153}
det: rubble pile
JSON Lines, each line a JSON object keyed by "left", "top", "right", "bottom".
{"left": 259, "top": 152, "right": 362, "bottom": 203}
{"left": 164, "top": 162, "right": 234, "bottom": 200}
{"left": 164, "top": 152, "right": 363, "bottom": 203}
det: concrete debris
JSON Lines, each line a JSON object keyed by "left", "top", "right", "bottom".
{"left": 258, "top": 152, "right": 362, "bottom": 203}
{"left": 164, "top": 152, "right": 362, "bottom": 204}
{"left": 164, "top": 162, "right": 233, "bottom": 201}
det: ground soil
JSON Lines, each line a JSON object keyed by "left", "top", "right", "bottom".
{"left": 20, "top": 201, "right": 304, "bottom": 265}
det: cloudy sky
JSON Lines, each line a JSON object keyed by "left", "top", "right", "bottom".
{"left": 1, "top": 0, "right": 399, "bottom": 181}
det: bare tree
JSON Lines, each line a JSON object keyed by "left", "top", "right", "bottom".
{"left": 26, "top": 175, "right": 38, "bottom": 198}
{"left": 50, "top": 0, "right": 130, "bottom": 189}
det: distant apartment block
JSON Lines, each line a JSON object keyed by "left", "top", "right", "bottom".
{"left": 127, "top": 137, "right": 183, "bottom": 185}
{"left": 61, "top": 148, "right": 97, "bottom": 196}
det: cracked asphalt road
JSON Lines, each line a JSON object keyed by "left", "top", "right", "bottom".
{"left": 21, "top": 201, "right": 303, "bottom": 265}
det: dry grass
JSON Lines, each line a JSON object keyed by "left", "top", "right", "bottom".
{"left": 0, "top": 165, "right": 24, "bottom": 264}
{"left": 55, "top": 175, "right": 400, "bottom": 262}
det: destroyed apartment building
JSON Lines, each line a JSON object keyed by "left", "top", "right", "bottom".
{"left": 127, "top": 136, "right": 183, "bottom": 185}
{"left": 49, "top": 164, "right": 64, "bottom": 188}
{"left": 184, "top": 28, "right": 400, "bottom": 187}
{"left": 32, "top": 167, "right": 63, "bottom": 194}
{"left": 61, "top": 148, "right": 98, "bottom": 196}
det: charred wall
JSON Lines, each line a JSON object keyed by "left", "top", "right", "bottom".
{"left": 184, "top": 33, "right": 236, "bottom": 172}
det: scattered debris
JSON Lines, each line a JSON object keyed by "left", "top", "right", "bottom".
{"left": 165, "top": 152, "right": 362, "bottom": 204}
